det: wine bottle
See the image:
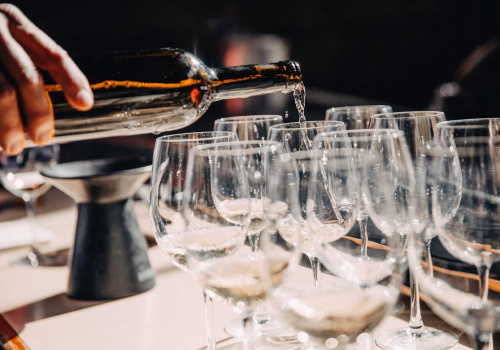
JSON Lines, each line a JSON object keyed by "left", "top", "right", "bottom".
{"left": 34, "top": 47, "right": 302, "bottom": 146}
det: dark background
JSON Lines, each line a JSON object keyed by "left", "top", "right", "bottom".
{"left": 9, "top": 0, "right": 500, "bottom": 157}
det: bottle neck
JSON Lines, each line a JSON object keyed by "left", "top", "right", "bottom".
{"left": 211, "top": 60, "right": 302, "bottom": 101}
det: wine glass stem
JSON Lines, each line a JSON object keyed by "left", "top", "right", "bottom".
{"left": 203, "top": 291, "right": 217, "bottom": 350}
{"left": 425, "top": 237, "right": 434, "bottom": 278}
{"left": 408, "top": 269, "right": 424, "bottom": 331}
{"left": 24, "top": 196, "right": 41, "bottom": 266}
{"left": 248, "top": 233, "right": 260, "bottom": 253}
{"left": 241, "top": 309, "right": 256, "bottom": 350}
{"left": 475, "top": 261, "right": 492, "bottom": 350}
{"left": 358, "top": 213, "right": 368, "bottom": 258}
{"left": 403, "top": 234, "right": 424, "bottom": 331}
{"left": 477, "top": 263, "right": 490, "bottom": 302}
{"left": 309, "top": 256, "right": 321, "bottom": 291}
{"left": 474, "top": 331, "right": 493, "bottom": 350}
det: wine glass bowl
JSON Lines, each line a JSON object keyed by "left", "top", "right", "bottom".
{"left": 231, "top": 140, "right": 284, "bottom": 252}
{"left": 267, "top": 120, "right": 347, "bottom": 290}
{"left": 325, "top": 105, "right": 392, "bottom": 129}
{"left": 214, "top": 114, "right": 283, "bottom": 141}
{"left": 150, "top": 131, "right": 239, "bottom": 271}
{"left": 0, "top": 145, "right": 61, "bottom": 267}
{"left": 268, "top": 120, "right": 345, "bottom": 153}
{"left": 274, "top": 229, "right": 404, "bottom": 349}
{"left": 306, "top": 131, "right": 360, "bottom": 253}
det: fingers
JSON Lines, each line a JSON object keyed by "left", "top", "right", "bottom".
{"left": 0, "top": 4, "right": 94, "bottom": 154}
{"left": 0, "top": 71, "right": 25, "bottom": 155}
{"left": 18, "top": 66, "right": 55, "bottom": 146}
{"left": 0, "top": 5, "right": 54, "bottom": 148}
{"left": 3, "top": 4, "right": 93, "bottom": 111}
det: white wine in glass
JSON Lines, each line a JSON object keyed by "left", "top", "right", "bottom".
{"left": 150, "top": 131, "right": 239, "bottom": 350}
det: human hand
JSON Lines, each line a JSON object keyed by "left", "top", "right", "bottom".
{"left": 0, "top": 4, "right": 94, "bottom": 154}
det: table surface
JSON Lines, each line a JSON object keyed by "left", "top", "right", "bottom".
{"left": 0, "top": 188, "right": 475, "bottom": 350}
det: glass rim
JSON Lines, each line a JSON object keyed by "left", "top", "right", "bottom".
{"left": 154, "top": 131, "right": 237, "bottom": 144}
{"left": 370, "top": 111, "right": 445, "bottom": 120}
{"left": 269, "top": 120, "right": 345, "bottom": 132}
{"left": 190, "top": 140, "right": 281, "bottom": 157}
{"left": 315, "top": 128, "right": 405, "bottom": 140}
{"left": 214, "top": 114, "right": 283, "bottom": 123}
{"left": 213, "top": 139, "right": 281, "bottom": 146}
{"left": 325, "top": 105, "right": 392, "bottom": 114}
{"left": 435, "top": 117, "right": 500, "bottom": 128}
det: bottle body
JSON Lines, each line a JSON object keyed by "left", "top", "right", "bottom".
{"left": 36, "top": 48, "right": 301, "bottom": 146}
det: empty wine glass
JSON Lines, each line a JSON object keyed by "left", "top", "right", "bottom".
{"left": 331, "top": 129, "right": 393, "bottom": 258}
{"left": 325, "top": 105, "right": 392, "bottom": 256}
{"left": 408, "top": 118, "right": 500, "bottom": 350}
{"left": 0, "top": 145, "right": 61, "bottom": 267}
{"left": 370, "top": 111, "right": 458, "bottom": 350}
{"left": 268, "top": 120, "right": 345, "bottom": 290}
{"left": 183, "top": 140, "right": 301, "bottom": 350}
{"left": 264, "top": 129, "right": 407, "bottom": 349}
{"left": 214, "top": 114, "right": 283, "bottom": 141}
{"left": 149, "top": 131, "right": 239, "bottom": 350}
{"left": 325, "top": 105, "right": 392, "bottom": 129}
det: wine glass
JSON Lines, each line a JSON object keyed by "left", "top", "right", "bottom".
{"left": 268, "top": 120, "right": 346, "bottom": 290}
{"left": 214, "top": 114, "right": 289, "bottom": 338}
{"left": 149, "top": 131, "right": 239, "bottom": 350}
{"left": 325, "top": 105, "right": 392, "bottom": 129}
{"left": 408, "top": 118, "right": 500, "bottom": 350}
{"left": 325, "top": 105, "right": 392, "bottom": 251}
{"left": 369, "top": 111, "right": 458, "bottom": 349}
{"left": 264, "top": 129, "right": 407, "bottom": 349}
{"left": 214, "top": 114, "right": 283, "bottom": 141}
{"left": 224, "top": 140, "right": 291, "bottom": 341}
{"left": 182, "top": 140, "right": 301, "bottom": 350}
{"left": 0, "top": 145, "right": 61, "bottom": 267}
{"left": 329, "top": 129, "right": 395, "bottom": 258}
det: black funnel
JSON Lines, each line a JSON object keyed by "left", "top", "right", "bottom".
{"left": 41, "top": 157, "right": 155, "bottom": 300}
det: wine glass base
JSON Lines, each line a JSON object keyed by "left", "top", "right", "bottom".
{"left": 375, "top": 326, "right": 458, "bottom": 350}
{"left": 225, "top": 315, "right": 302, "bottom": 349}
{"left": 11, "top": 248, "right": 69, "bottom": 267}
{"left": 254, "top": 333, "right": 307, "bottom": 350}
{"left": 224, "top": 314, "right": 293, "bottom": 338}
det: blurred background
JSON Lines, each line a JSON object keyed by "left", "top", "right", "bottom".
{"left": 10, "top": 0, "right": 500, "bottom": 159}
